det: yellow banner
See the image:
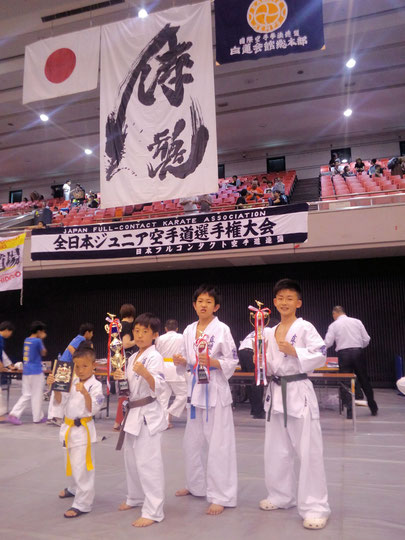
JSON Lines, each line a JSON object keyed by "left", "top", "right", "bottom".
{"left": 0, "top": 233, "right": 26, "bottom": 251}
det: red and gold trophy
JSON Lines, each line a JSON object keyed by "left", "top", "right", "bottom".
{"left": 249, "top": 300, "right": 271, "bottom": 386}
{"left": 194, "top": 334, "right": 210, "bottom": 384}
{"left": 105, "top": 313, "right": 129, "bottom": 396}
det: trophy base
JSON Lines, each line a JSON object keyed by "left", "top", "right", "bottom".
{"left": 117, "top": 379, "right": 130, "bottom": 397}
{"left": 197, "top": 367, "right": 209, "bottom": 385}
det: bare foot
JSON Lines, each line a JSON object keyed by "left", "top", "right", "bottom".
{"left": 132, "top": 517, "right": 155, "bottom": 527}
{"left": 167, "top": 423, "right": 174, "bottom": 429}
{"left": 113, "top": 423, "right": 121, "bottom": 431}
{"left": 175, "top": 488, "right": 191, "bottom": 497}
{"left": 118, "top": 501, "right": 135, "bottom": 511}
{"left": 206, "top": 503, "right": 224, "bottom": 515}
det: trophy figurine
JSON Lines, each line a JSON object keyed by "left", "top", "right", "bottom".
{"left": 105, "top": 313, "right": 129, "bottom": 396}
{"left": 194, "top": 334, "right": 210, "bottom": 384}
{"left": 249, "top": 300, "right": 271, "bottom": 386}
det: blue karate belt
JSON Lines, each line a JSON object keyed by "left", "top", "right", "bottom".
{"left": 266, "top": 373, "right": 308, "bottom": 427}
{"left": 189, "top": 367, "right": 217, "bottom": 422}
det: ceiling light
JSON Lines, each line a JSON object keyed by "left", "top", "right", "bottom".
{"left": 346, "top": 58, "right": 356, "bottom": 69}
{"left": 138, "top": 8, "right": 148, "bottom": 18}
{"left": 40, "top": 113, "right": 49, "bottom": 122}
{"left": 343, "top": 108, "right": 352, "bottom": 117}
{"left": 84, "top": 148, "right": 92, "bottom": 155}
{"left": 342, "top": 159, "right": 348, "bottom": 163}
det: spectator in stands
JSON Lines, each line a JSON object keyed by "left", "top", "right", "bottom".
{"left": 23, "top": 197, "right": 29, "bottom": 203}
{"left": 374, "top": 165, "right": 383, "bottom": 178}
{"left": 0, "top": 204, "right": 4, "bottom": 213}
{"left": 88, "top": 195, "right": 99, "bottom": 209}
{"left": 71, "top": 183, "right": 86, "bottom": 205}
{"left": 342, "top": 166, "right": 355, "bottom": 178}
{"left": 246, "top": 180, "right": 263, "bottom": 202}
{"left": 354, "top": 158, "right": 365, "bottom": 173}
{"left": 229, "top": 175, "right": 241, "bottom": 188}
{"left": 180, "top": 196, "right": 198, "bottom": 214}
{"left": 63, "top": 180, "right": 71, "bottom": 202}
{"left": 38, "top": 205, "right": 53, "bottom": 226}
{"left": 272, "top": 177, "right": 285, "bottom": 194}
{"left": 30, "top": 191, "right": 40, "bottom": 203}
{"left": 235, "top": 189, "right": 248, "bottom": 208}
{"left": 197, "top": 194, "right": 212, "bottom": 213}
{"left": 331, "top": 159, "right": 344, "bottom": 175}
{"left": 388, "top": 156, "right": 404, "bottom": 177}
{"left": 368, "top": 159, "right": 378, "bottom": 175}
{"left": 272, "top": 190, "right": 288, "bottom": 205}
{"left": 263, "top": 181, "right": 274, "bottom": 194}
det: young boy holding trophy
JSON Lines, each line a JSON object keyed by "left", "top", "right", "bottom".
{"left": 47, "top": 348, "right": 104, "bottom": 518}
{"left": 259, "top": 279, "right": 331, "bottom": 530}
{"left": 173, "top": 284, "right": 238, "bottom": 515}
{"left": 114, "top": 313, "right": 167, "bottom": 528}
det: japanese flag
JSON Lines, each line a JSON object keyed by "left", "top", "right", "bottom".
{"left": 23, "top": 27, "right": 101, "bottom": 105}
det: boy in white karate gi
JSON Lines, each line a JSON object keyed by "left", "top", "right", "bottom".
{"left": 260, "top": 279, "right": 331, "bottom": 530}
{"left": 114, "top": 313, "right": 167, "bottom": 528}
{"left": 47, "top": 348, "right": 104, "bottom": 518}
{"left": 155, "top": 319, "right": 187, "bottom": 428}
{"left": 174, "top": 284, "right": 238, "bottom": 516}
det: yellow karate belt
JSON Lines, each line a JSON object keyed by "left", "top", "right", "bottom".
{"left": 64, "top": 416, "right": 93, "bottom": 476}
{"left": 164, "top": 358, "right": 173, "bottom": 362}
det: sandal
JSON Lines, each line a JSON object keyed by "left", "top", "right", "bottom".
{"left": 64, "top": 507, "right": 88, "bottom": 518}
{"left": 59, "top": 488, "right": 74, "bottom": 499}
{"left": 259, "top": 499, "right": 279, "bottom": 511}
{"left": 303, "top": 517, "right": 328, "bottom": 529}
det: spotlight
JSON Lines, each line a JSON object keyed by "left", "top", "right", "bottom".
{"left": 343, "top": 108, "right": 352, "bottom": 117}
{"left": 138, "top": 8, "right": 148, "bottom": 18}
{"left": 346, "top": 58, "right": 356, "bottom": 69}
{"left": 40, "top": 113, "right": 49, "bottom": 122}
{"left": 84, "top": 148, "right": 93, "bottom": 155}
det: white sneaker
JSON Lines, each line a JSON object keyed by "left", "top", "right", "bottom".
{"left": 355, "top": 400, "right": 368, "bottom": 407}
{"left": 303, "top": 517, "right": 328, "bottom": 529}
{"left": 259, "top": 499, "right": 279, "bottom": 511}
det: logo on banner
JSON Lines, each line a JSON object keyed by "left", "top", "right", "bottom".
{"left": 44, "top": 48, "right": 76, "bottom": 84}
{"left": 248, "top": 0, "right": 288, "bottom": 33}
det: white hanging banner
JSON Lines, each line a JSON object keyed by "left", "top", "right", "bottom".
{"left": 100, "top": 1, "right": 217, "bottom": 207}
{"left": 22, "top": 27, "right": 100, "bottom": 105}
{"left": 0, "top": 233, "right": 26, "bottom": 292}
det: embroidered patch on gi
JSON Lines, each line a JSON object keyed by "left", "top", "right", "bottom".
{"left": 96, "top": 395, "right": 104, "bottom": 405}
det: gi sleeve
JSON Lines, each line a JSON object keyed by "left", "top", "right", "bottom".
{"left": 144, "top": 354, "right": 166, "bottom": 398}
{"left": 215, "top": 326, "right": 238, "bottom": 379}
{"left": 295, "top": 323, "right": 327, "bottom": 373}
{"left": 176, "top": 333, "right": 188, "bottom": 377}
{"left": 88, "top": 381, "right": 104, "bottom": 416}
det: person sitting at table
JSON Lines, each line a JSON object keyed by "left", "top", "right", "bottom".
{"left": 0, "top": 321, "right": 15, "bottom": 422}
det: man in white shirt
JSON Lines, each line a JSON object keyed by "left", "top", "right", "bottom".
{"left": 63, "top": 180, "right": 71, "bottom": 202}
{"left": 324, "top": 306, "right": 378, "bottom": 417}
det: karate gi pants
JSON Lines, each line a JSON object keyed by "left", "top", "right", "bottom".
{"left": 183, "top": 404, "right": 237, "bottom": 507}
{"left": 124, "top": 425, "right": 164, "bottom": 522}
{"left": 65, "top": 444, "right": 95, "bottom": 513}
{"left": 264, "top": 409, "right": 330, "bottom": 519}
{"left": 159, "top": 380, "right": 188, "bottom": 420}
{"left": 47, "top": 391, "right": 64, "bottom": 419}
{"left": 10, "top": 374, "right": 44, "bottom": 422}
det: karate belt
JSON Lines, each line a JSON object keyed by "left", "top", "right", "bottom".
{"left": 116, "top": 396, "right": 156, "bottom": 451}
{"left": 64, "top": 416, "right": 93, "bottom": 476}
{"left": 164, "top": 358, "right": 173, "bottom": 362}
{"left": 266, "top": 374, "right": 308, "bottom": 427}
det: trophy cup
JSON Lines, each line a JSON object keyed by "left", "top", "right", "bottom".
{"left": 249, "top": 300, "right": 271, "bottom": 386}
{"left": 105, "top": 314, "right": 129, "bottom": 396}
{"left": 194, "top": 334, "right": 210, "bottom": 384}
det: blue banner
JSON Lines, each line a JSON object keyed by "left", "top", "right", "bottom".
{"left": 215, "top": 0, "right": 324, "bottom": 64}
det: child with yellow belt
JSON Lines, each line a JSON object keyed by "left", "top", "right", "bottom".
{"left": 47, "top": 348, "right": 104, "bottom": 518}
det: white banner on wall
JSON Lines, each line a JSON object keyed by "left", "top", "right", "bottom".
{"left": 0, "top": 233, "right": 26, "bottom": 292}
{"left": 100, "top": 1, "right": 218, "bottom": 207}
{"left": 22, "top": 27, "right": 100, "bottom": 105}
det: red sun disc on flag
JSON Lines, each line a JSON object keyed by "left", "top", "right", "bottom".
{"left": 44, "top": 48, "right": 76, "bottom": 84}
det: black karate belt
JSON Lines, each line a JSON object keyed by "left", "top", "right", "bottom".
{"left": 116, "top": 396, "right": 156, "bottom": 450}
{"left": 266, "top": 374, "right": 308, "bottom": 427}
{"left": 74, "top": 417, "right": 83, "bottom": 427}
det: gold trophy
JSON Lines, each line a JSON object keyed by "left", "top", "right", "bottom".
{"left": 249, "top": 300, "right": 270, "bottom": 385}
{"left": 105, "top": 313, "right": 129, "bottom": 396}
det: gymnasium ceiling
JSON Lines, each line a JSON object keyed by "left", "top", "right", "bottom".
{"left": 1, "top": 0, "right": 405, "bottom": 189}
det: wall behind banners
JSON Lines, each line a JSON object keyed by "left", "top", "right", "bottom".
{"left": 1, "top": 256, "right": 404, "bottom": 387}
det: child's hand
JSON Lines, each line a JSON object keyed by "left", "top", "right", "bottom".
{"left": 198, "top": 351, "right": 209, "bottom": 367}
{"left": 113, "top": 368, "right": 124, "bottom": 380}
{"left": 173, "top": 354, "right": 186, "bottom": 366}
{"left": 75, "top": 382, "right": 87, "bottom": 395}
{"left": 47, "top": 373, "right": 55, "bottom": 385}
{"left": 133, "top": 362, "right": 147, "bottom": 377}
{"left": 278, "top": 341, "right": 297, "bottom": 357}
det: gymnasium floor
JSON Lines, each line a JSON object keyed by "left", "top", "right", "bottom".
{"left": 1, "top": 384, "right": 404, "bottom": 540}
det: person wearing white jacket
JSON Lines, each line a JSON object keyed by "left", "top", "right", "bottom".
{"left": 115, "top": 313, "right": 167, "bottom": 528}
{"left": 174, "top": 285, "right": 238, "bottom": 516}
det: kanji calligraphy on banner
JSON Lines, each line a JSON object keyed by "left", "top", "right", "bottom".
{"left": 22, "top": 27, "right": 100, "bottom": 104}
{"left": 100, "top": 1, "right": 217, "bottom": 207}
{"left": 215, "top": 0, "right": 324, "bottom": 65}
{"left": 0, "top": 233, "right": 26, "bottom": 292}
{"left": 30, "top": 204, "right": 308, "bottom": 260}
